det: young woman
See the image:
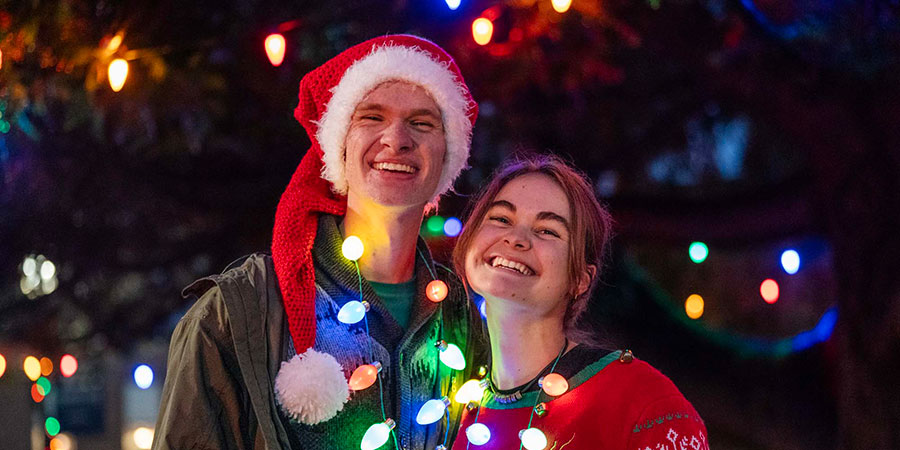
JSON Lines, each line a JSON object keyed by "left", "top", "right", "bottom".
{"left": 451, "top": 154, "right": 709, "bottom": 450}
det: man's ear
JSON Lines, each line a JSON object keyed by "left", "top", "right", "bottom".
{"left": 575, "top": 264, "right": 597, "bottom": 299}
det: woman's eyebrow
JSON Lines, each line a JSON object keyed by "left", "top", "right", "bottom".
{"left": 537, "top": 211, "right": 569, "bottom": 230}
{"left": 488, "top": 200, "right": 515, "bottom": 211}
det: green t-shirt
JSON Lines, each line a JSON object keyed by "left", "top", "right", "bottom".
{"left": 369, "top": 278, "right": 416, "bottom": 330}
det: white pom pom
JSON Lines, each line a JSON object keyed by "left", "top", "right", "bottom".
{"left": 275, "top": 349, "right": 350, "bottom": 425}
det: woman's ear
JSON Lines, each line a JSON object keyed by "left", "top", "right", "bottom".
{"left": 575, "top": 264, "right": 597, "bottom": 298}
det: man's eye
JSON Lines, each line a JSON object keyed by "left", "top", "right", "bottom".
{"left": 411, "top": 120, "right": 435, "bottom": 129}
{"left": 362, "top": 115, "right": 383, "bottom": 121}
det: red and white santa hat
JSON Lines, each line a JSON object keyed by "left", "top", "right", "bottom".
{"left": 271, "top": 36, "right": 477, "bottom": 423}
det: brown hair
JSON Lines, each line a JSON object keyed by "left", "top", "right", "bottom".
{"left": 452, "top": 153, "right": 614, "bottom": 345}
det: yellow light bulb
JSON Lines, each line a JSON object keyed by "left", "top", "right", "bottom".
{"left": 472, "top": 18, "right": 494, "bottom": 46}
{"left": 265, "top": 34, "right": 286, "bottom": 66}
{"left": 551, "top": 0, "right": 573, "bottom": 13}
{"left": 342, "top": 236, "right": 364, "bottom": 261}
{"left": 685, "top": 294, "right": 704, "bottom": 319}
{"left": 454, "top": 379, "right": 486, "bottom": 404}
{"left": 108, "top": 58, "right": 129, "bottom": 92}
{"left": 24, "top": 356, "right": 41, "bottom": 381}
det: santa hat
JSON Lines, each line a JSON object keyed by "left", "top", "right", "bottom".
{"left": 272, "top": 35, "right": 478, "bottom": 362}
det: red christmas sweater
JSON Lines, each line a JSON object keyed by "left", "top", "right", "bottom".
{"left": 452, "top": 350, "right": 709, "bottom": 450}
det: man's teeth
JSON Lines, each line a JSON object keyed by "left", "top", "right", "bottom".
{"left": 490, "top": 256, "right": 533, "bottom": 276}
{"left": 373, "top": 162, "right": 416, "bottom": 173}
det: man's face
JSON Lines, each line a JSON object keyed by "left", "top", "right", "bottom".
{"left": 343, "top": 81, "right": 446, "bottom": 209}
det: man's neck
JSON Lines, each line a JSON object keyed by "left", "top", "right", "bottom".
{"left": 486, "top": 299, "right": 571, "bottom": 390}
{"left": 340, "top": 197, "right": 425, "bottom": 284}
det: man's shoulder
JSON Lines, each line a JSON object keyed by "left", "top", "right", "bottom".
{"left": 179, "top": 252, "right": 277, "bottom": 324}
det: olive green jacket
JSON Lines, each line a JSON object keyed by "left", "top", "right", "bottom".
{"left": 152, "top": 216, "right": 486, "bottom": 450}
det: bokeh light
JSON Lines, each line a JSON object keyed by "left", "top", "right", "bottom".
{"left": 24, "top": 356, "right": 41, "bottom": 381}
{"left": 40, "top": 357, "right": 53, "bottom": 376}
{"left": 443, "top": 217, "right": 462, "bottom": 237}
{"left": 50, "top": 433, "right": 74, "bottom": 450}
{"left": 31, "top": 384, "right": 45, "bottom": 402}
{"left": 781, "top": 250, "right": 801, "bottom": 275}
{"left": 426, "top": 215, "right": 445, "bottom": 235}
{"left": 551, "top": 0, "right": 573, "bottom": 13}
{"left": 264, "top": 34, "right": 286, "bottom": 66}
{"left": 445, "top": 0, "right": 461, "bottom": 10}
{"left": 133, "top": 427, "right": 154, "bottom": 450}
{"left": 45, "top": 417, "right": 61, "bottom": 436}
{"left": 60, "top": 354, "right": 78, "bottom": 377}
{"left": 472, "top": 18, "right": 494, "bottom": 46}
{"left": 108, "top": 58, "right": 129, "bottom": 92}
{"left": 36, "top": 376, "right": 52, "bottom": 396}
{"left": 685, "top": 294, "right": 705, "bottom": 319}
{"left": 689, "top": 242, "right": 709, "bottom": 264}
{"left": 134, "top": 364, "right": 154, "bottom": 389}
{"left": 0, "top": 353, "right": 6, "bottom": 378}
{"left": 760, "top": 279, "right": 780, "bottom": 304}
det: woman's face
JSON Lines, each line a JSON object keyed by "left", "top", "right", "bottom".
{"left": 464, "top": 173, "right": 574, "bottom": 317}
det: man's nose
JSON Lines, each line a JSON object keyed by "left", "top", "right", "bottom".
{"left": 380, "top": 121, "right": 414, "bottom": 152}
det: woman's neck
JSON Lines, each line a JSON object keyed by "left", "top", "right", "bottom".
{"left": 341, "top": 198, "right": 424, "bottom": 284}
{"left": 486, "top": 300, "right": 572, "bottom": 390}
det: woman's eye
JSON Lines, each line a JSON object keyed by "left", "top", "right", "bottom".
{"left": 538, "top": 228, "right": 560, "bottom": 238}
{"left": 488, "top": 216, "right": 510, "bottom": 225}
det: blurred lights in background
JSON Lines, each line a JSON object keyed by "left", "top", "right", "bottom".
{"left": 688, "top": 242, "right": 709, "bottom": 264}
{"left": 108, "top": 58, "right": 129, "bottom": 92}
{"left": 760, "top": 279, "right": 780, "bottom": 304}
{"left": 24, "top": 355, "right": 41, "bottom": 381}
{"left": 50, "top": 433, "right": 75, "bottom": 450}
{"left": 60, "top": 354, "right": 78, "bottom": 377}
{"left": 20, "top": 254, "right": 59, "bottom": 299}
{"left": 781, "top": 249, "right": 800, "bottom": 274}
{"left": 264, "top": 34, "right": 286, "bottom": 66}
{"left": 445, "top": 0, "right": 461, "bottom": 11}
{"left": 0, "top": 353, "right": 6, "bottom": 378}
{"left": 31, "top": 383, "right": 45, "bottom": 402}
{"left": 472, "top": 18, "right": 494, "bottom": 46}
{"left": 134, "top": 364, "right": 154, "bottom": 389}
{"left": 685, "top": 294, "right": 705, "bottom": 319}
{"left": 132, "top": 427, "right": 154, "bottom": 450}
{"left": 41, "top": 356, "right": 54, "bottom": 376}
{"left": 45, "top": 417, "right": 61, "bottom": 437}
{"left": 551, "top": 0, "right": 573, "bottom": 13}
{"left": 36, "top": 376, "right": 52, "bottom": 396}
{"left": 443, "top": 217, "right": 462, "bottom": 237}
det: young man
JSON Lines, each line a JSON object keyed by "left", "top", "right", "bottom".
{"left": 153, "top": 35, "right": 485, "bottom": 450}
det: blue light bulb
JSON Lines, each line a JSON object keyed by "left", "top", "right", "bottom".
{"left": 338, "top": 300, "right": 367, "bottom": 324}
{"left": 445, "top": 0, "right": 461, "bottom": 10}
{"left": 466, "top": 423, "right": 491, "bottom": 445}
{"left": 416, "top": 397, "right": 450, "bottom": 425}
{"left": 439, "top": 343, "right": 466, "bottom": 370}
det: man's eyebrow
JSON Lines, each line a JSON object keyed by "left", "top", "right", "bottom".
{"left": 354, "top": 103, "right": 385, "bottom": 113}
{"left": 408, "top": 109, "right": 442, "bottom": 120}
{"left": 537, "top": 211, "right": 570, "bottom": 230}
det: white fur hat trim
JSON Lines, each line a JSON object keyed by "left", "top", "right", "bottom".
{"left": 274, "top": 348, "right": 350, "bottom": 425}
{"left": 315, "top": 43, "right": 474, "bottom": 204}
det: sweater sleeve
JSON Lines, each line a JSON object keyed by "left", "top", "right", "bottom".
{"left": 152, "top": 287, "right": 254, "bottom": 450}
{"left": 626, "top": 394, "right": 710, "bottom": 450}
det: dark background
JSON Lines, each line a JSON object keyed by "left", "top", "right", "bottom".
{"left": 1, "top": 0, "right": 899, "bottom": 448}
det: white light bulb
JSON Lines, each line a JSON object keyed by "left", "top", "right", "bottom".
{"left": 520, "top": 427, "right": 548, "bottom": 450}
{"left": 781, "top": 249, "right": 801, "bottom": 274}
{"left": 342, "top": 236, "right": 364, "bottom": 261}
{"left": 40, "top": 260, "right": 56, "bottom": 281}
{"left": 466, "top": 423, "right": 491, "bottom": 445}
{"left": 416, "top": 397, "right": 450, "bottom": 425}
{"left": 439, "top": 343, "right": 466, "bottom": 370}
{"left": 134, "top": 364, "right": 154, "bottom": 389}
{"left": 454, "top": 379, "right": 486, "bottom": 404}
{"left": 361, "top": 419, "right": 395, "bottom": 450}
{"left": 445, "top": 0, "right": 461, "bottom": 10}
{"left": 338, "top": 300, "right": 367, "bottom": 324}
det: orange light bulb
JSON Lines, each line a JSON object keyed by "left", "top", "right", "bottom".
{"left": 539, "top": 373, "right": 568, "bottom": 396}
{"left": 472, "top": 18, "right": 494, "bottom": 46}
{"left": 426, "top": 280, "right": 448, "bottom": 302}
{"left": 349, "top": 362, "right": 381, "bottom": 391}
{"left": 264, "top": 34, "right": 286, "bottom": 66}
